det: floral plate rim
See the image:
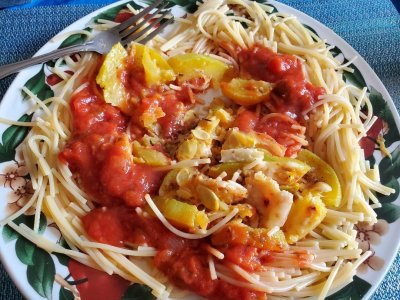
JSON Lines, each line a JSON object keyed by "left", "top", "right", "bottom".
{"left": 0, "top": 0, "right": 399, "bottom": 299}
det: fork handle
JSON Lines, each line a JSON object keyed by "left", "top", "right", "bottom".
{"left": 0, "top": 42, "right": 96, "bottom": 80}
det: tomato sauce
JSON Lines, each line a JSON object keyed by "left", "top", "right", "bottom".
{"left": 120, "top": 55, "right": 147, "bottom": 103}
{"left": 158, "top": 91, "right": 188, "bottom": 137}
{"left": 234, "top": 109, "right": 305, "bottom": 156}
{"left": 121, "top": 50, "right": 191, "bottom": 139}
{"left": 60, "top": 55, "right": 263, "bottom": 299}
{"left": 59, "top": 63, "right": 165, "bottom": 207}
{"left": 238, "top": 45, "right": 325, "bottom": 120}
{"left": 233, "top": 110, "right": 259, "bottom": 133}
{"left": 239, "top": 46, "right": 303, "bottom": 83}
{"left": 223, "top": 245, "right": 262, "bottom": 272}
{"left": 269, "top": 79, "right": 325, "bottom": 120}
{"left": 127, "top": 89, "right": 189, "bottom": 139}
{"left": 61, "top": 44, "right": 321, "bottom": 300}
{"left": 82, "top": 207, "right": 265, "bottom": 300}
{"left": 229, "top": 44, "right": 326, "bottom": 156}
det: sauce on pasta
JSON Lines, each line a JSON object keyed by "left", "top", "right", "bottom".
{"left": 240, "top": 46, "right": 325, "bottom": 120}
{"left": 59, "top": 69, "right": 165, "bottom": 207}
{"left": 83, "top": 207, "right": 264, "bottom": 300}
{"left": 60, "top": 44, "right": 325, "bottom": 299}
{"left": 3, "top": 1, "right": 394, "bottom": 299}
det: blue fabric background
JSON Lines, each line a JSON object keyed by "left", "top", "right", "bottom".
{"left": 0, "top": 1, "right": 399, "bottom": 299}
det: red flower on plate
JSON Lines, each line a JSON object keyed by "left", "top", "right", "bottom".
{"left": 359, "top": 117, "right": 388, "bottom": 158}
{"left": 0, "top": 162, "right": 27, "bottom": 190}
{"left": 46, "top": 70, "right": 74, "bottom": 86}
{"left": 355, "top": 219, "right": 388, "bottom": 273}
{"left": 0, "top": 162, "right": 34, "bottom": 215}
{"left": 114, "top": 11, "right": 134, "bottom": 23}
{"left": 67, "top": 260, "right": 131, "bottom": 300}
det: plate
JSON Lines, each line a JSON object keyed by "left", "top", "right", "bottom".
{"left": 0, "top": 1, "right": 399, "bottom": 299}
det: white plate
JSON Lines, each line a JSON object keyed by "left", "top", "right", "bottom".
{"left": 0, "top": 1, "right": 399, "bottom": 299}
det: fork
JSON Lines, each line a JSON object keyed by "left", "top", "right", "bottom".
{"left": 0, "top": 0, "right": 174, "bottom": 80}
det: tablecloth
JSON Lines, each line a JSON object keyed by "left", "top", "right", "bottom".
{"left": 0, "top": 0, "right": 399, "bottom": 299}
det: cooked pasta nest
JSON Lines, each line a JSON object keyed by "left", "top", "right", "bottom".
{"left": 0, "top": 0, "right": 395, "bottom": 299}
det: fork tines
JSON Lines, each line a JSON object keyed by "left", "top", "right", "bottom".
{"left": 137, "top": 15, "right": 174, "bottom": 45}
{"left": 113, "top": 0, "right": 165, "bottom": 32}
{"left": 113, "top": 0, "right": 174, "bottom": 46}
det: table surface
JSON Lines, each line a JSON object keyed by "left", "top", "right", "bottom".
{"left": 0, "top": 0, "right": 399, "bottom": 299}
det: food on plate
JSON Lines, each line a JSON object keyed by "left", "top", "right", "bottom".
{"left": 1, "top": 0, "right": 395, "bottom": 299}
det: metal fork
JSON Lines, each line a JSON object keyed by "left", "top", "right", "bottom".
{"left": 0, "top": 0, "right": 174, "bottom": 80}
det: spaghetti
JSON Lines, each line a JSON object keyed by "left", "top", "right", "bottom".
{"left": 0, "top": 0, "right": 394, "bottom": 299}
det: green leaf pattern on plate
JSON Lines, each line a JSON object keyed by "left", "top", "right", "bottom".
{"left": 54, "top": 237, "right": 71, "bottom": 267}
{"left": 143, "top": 0, "right": 197, "bottom": 13}
{"left": 369, "top": 87, "right": 400, "bottom": 147}
{"left": 0, "top": 114, "right": 32, "bottom": 163}
{"left": 15, "top": 237, "right": 36, "bottom": 266}
{"left": 27, "top": 247, "right": 56, "bottom": 300}
{"left": 379, "top": 149, "right": 400, "bottom": 184}
{"left": 22, "top": 65, "right": 54, "bottom": 101}
{"left": 2, "top": 213, "right": 54, "bottom": 299}
{"left": 121, "top": 283, "right": 156, "bottom": 300}
{"left": 375, "top": 203, "right": 400, "bottom": 223}
{"left": 377, "top": 176, "right": 400, "bottom": 204}
{"left": 2, "top": 213, "right": 47, "bottom": 243}
{"left": 2, "top": 223, "right": 19, "bottom": 242}
{"left": 167, "top": 0, "right": 198, "bottom": 13}
{"left": 1, "top": 1, "right": 399, "bottom": 299}
{"left": 59, "top": 27, "right": 93, "bottom": 48}
{"left": 59, "top": 287, "right": 74, "bottom": 300}
{"left": 377, "top": 148, "right": 400, "bottom": 223}
{"left": 326, "top": 276, "right": 372, "bottom": 300}
{"left": 303, "top": 24, "right": 320, "bottom": 41}
{"left": 343, "top": 62, "right": 368, "bottom": 90}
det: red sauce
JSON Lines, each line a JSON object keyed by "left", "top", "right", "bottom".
{"left": 120, "top": 50, "right": 191, "bottom": 139}
{"left": 59, "top": 64, "right": 165, "bottom": 207}
{"left": 233, "top": 110, "right": 259, "bottom": 133}
{"left": 67, "top": 79, "right": 127, "bottom": 136}
{"left": 83, "top": 207, "right": 265, "bottom": 300}
{"left": 158, "top": 91, "right": 187, "bottom": 137}
{"left": 223, "top": 245, "right": 262, "bottom": 272}
{"left": 269, "top": 79, "right": 325, "bottom": 120}
{"left": 127, "top": 90, "right": 189, "bottom": 139}
{"left": 60, "top": 56, "right": 262, "bottom": 299}
{"left": 256, "top": 113, "right": 306, "bottom": 157}
{"left": 239, "top": 45, "right": 325, "bottom": 120}
{"left": 234, "top": 110, "right": 305, "bottom": 156}
{"left": 114, "top": 12, "right": 133, "bottom": 23}
{"left": 120, "top": 55, "right": 147, "bottom": 102}
{"left": 62, "top": 44, "right": 321, "bottom": 299}
{"left": 239, "top": 46, "right": 304, "bottom": 83}
{"left": 230, "top": 44, "right": 326, "bottom": 156}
